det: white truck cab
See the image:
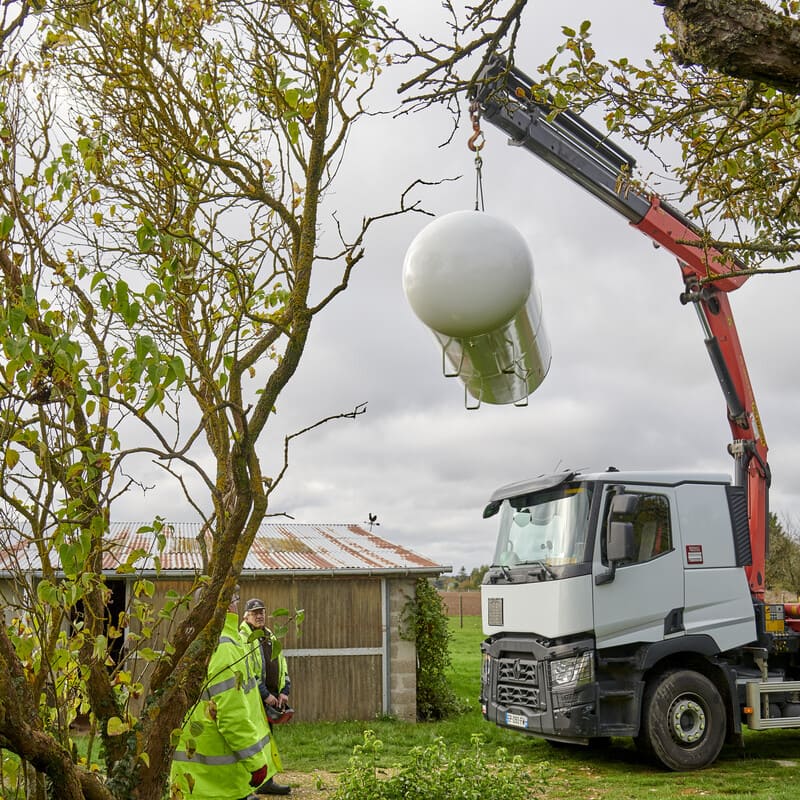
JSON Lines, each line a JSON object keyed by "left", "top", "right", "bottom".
{"left": 480, "top": 469, "right": 800, "bottom": 770}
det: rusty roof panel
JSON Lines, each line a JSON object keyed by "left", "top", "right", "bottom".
{"left": 0, "top": 522, "right": 446, "bottom": 576}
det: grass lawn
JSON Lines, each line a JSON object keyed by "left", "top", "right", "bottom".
{"left": 277, "top": 615, "right": 800, "bottom": 799}
{"left": 67, "top": 616, "right": 800, "bottom": 798}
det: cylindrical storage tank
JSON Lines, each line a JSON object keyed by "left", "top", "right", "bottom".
{"left": 402, "top": 210, "right": 551, "bottom": 405}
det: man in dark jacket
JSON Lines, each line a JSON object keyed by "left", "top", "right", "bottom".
{"left": 240, "top": 598, "right": 292, "bottom": 796}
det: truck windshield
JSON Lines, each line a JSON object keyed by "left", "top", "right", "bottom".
{"left": 492, "top": 482, "right": 593, "bottom": 569}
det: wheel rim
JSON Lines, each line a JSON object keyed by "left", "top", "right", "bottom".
{"left": 668, "top": 694, "right": 706, "bottom": 745}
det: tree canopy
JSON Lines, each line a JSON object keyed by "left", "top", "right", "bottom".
{"left": 0, "top": 2, "right": 427, "bottom": 798}
{"left": 400, "top": 0, "right": 800, "bottom": 273}
{"left": 766, "top": 514, "right": 800, "bottom": 597}
{"left": 3, "top": 0, "right": 800, "bottom": 797}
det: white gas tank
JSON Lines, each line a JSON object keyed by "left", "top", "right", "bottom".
{"left": 402, "top": 210, "right": 550, "bottom": 405}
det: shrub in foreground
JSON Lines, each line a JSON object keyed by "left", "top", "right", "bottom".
{"left": 332, "top": 730, "right": 551, "bottom": 800}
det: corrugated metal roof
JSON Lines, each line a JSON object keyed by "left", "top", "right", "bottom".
{"left": 0, "top": 522, "right": 447, "bottom": 576}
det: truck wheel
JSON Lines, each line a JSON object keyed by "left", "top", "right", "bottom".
{"left": 639, "top": 669, "right": 725, "bottom": 771}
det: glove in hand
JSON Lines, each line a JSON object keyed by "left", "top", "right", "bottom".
{"left": 250, "top": 764, "right": 268, "bottom": 787}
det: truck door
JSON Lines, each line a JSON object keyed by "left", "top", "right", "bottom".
{"left": 592, "top": 486, "right": 684, "bottom": 649}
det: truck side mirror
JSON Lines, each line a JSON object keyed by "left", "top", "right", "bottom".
{"left": 595, "top": 521, "right": 635, "bottom": 586}
{"left": 609, "top": 493, "right": 639, "bottom": 516}
{"left": 607, "top": 521, "right": 635, "bottom": 562}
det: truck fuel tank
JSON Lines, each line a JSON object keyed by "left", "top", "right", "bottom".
{"left": 402, "top": 210, "right": 551, "bottom": 406}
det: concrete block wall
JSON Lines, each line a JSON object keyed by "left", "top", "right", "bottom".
{"left": 388, "top": 578, "right": 417, "bottom": 721}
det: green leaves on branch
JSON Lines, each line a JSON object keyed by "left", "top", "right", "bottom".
{"left": 107, "top": 716, "right": 131, "bottom": 736}
{"left": 537, "top": 16, "right": 800, "bottom": 267}
{"left": 88, "top": 271, "right": 189, "bottom": 411}
{"left": 138, "top": 355, "right": 184, "bottom": 409}
{"left": 36, "top": 579, "right": 61, "bottom": 607}
{"left": 136, "top": 219, "right": 158, "bottom": 253}
{"left": 0, "top": 293, "right": 91, "bottom": 411}
{"left": 43, "top": 135, "right": 105, "bottom": 206}
{"left": 0, "top": 213, "right": 13, "bottom": 239}
{"left": 122, "top": 335, "right": 187, "bottom": 413}
{"left": 59, "top": 528, "right": 92, "bottom": 579}
{"left": 94, "top": 275, "right": 141, "bottom": 327}
{"left": 266, "top": 71, "right": 317, "bottom": 145}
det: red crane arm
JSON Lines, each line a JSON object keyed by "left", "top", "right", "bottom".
{"left": 635, "top": 199, "right": 769, "bottom": 597}
{"left": 476, "top": 58, "right": 770, "bottom": 598}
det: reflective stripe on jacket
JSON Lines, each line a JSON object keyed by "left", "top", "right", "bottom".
{"left": 170, "top": 612, "right": 276, "bottom": 800}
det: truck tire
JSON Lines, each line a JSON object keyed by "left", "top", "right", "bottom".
{"left": 638, "top": 669, "right": 725, "bottom": 771}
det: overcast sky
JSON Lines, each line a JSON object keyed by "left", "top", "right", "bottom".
{"left": 120, "top": 1, "right": 800, "bottom": 574}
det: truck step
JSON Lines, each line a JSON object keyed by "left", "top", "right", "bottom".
{"left": 600, "top": 724, "right": 636, "bottom": 736}
{"left": 597, "top": 656, "right": 636, "bottom": 666}
{"left": 599, "top": 688, "right": 637, "bottom": 698}
{"left": 745, "top": 680, "right": 800, "bottom": 731}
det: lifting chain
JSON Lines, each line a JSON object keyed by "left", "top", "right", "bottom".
{"left": 468, "top": 99, "right": 486, "bottom": 211}
{"left": 467, "top": 99, "right": 485, "bottom": 153}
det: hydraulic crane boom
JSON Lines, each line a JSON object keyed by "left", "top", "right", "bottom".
{"left": 474, "top": 57, "right": 770, "bottom": 598}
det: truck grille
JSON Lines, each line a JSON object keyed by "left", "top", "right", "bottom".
{"left": 498, "top": 657, "right": 538, "bottom": 685}
{"left": 496, "top": 657, "right": 543, "bottom": 709}
{"left": 498, "top": 683, "right": 541, "bottom": 707}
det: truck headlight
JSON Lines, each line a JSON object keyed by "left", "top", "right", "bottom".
{"left": 549, "top": 651, "right": 594, "bottom": 688}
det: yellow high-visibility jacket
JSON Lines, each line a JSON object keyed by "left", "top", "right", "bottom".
{"left": 170, "top": 612, "right": 276, "bottom": 800}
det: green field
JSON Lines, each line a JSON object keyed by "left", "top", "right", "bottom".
{"left": 278, "top": 616, "right": 800, "bottom": 799}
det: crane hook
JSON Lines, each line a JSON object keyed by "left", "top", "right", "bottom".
{"left": 467, "top": 99, "right": 485, "bottom": 152}
{"left": 467, "top": 99, "right": 486, "bottom": 210}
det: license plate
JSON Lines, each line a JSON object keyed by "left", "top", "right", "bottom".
{"left": 506, "top": 712, "right": 528, "bottom": 729}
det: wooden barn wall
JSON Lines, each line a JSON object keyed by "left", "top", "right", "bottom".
{"left": 124, "top": 575, "right": 402, "bottom": 722}
{"left": 287, "top": 654, "right": 383, "bottom": 721}
{"left": 1, "top": 572, "right": 419, "bottom": 723}
{"left": 239, "top": 576, "right": 383, "bottom": 649}
{"left": 240, "top": 576, "right": 384, "bottom": 722}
